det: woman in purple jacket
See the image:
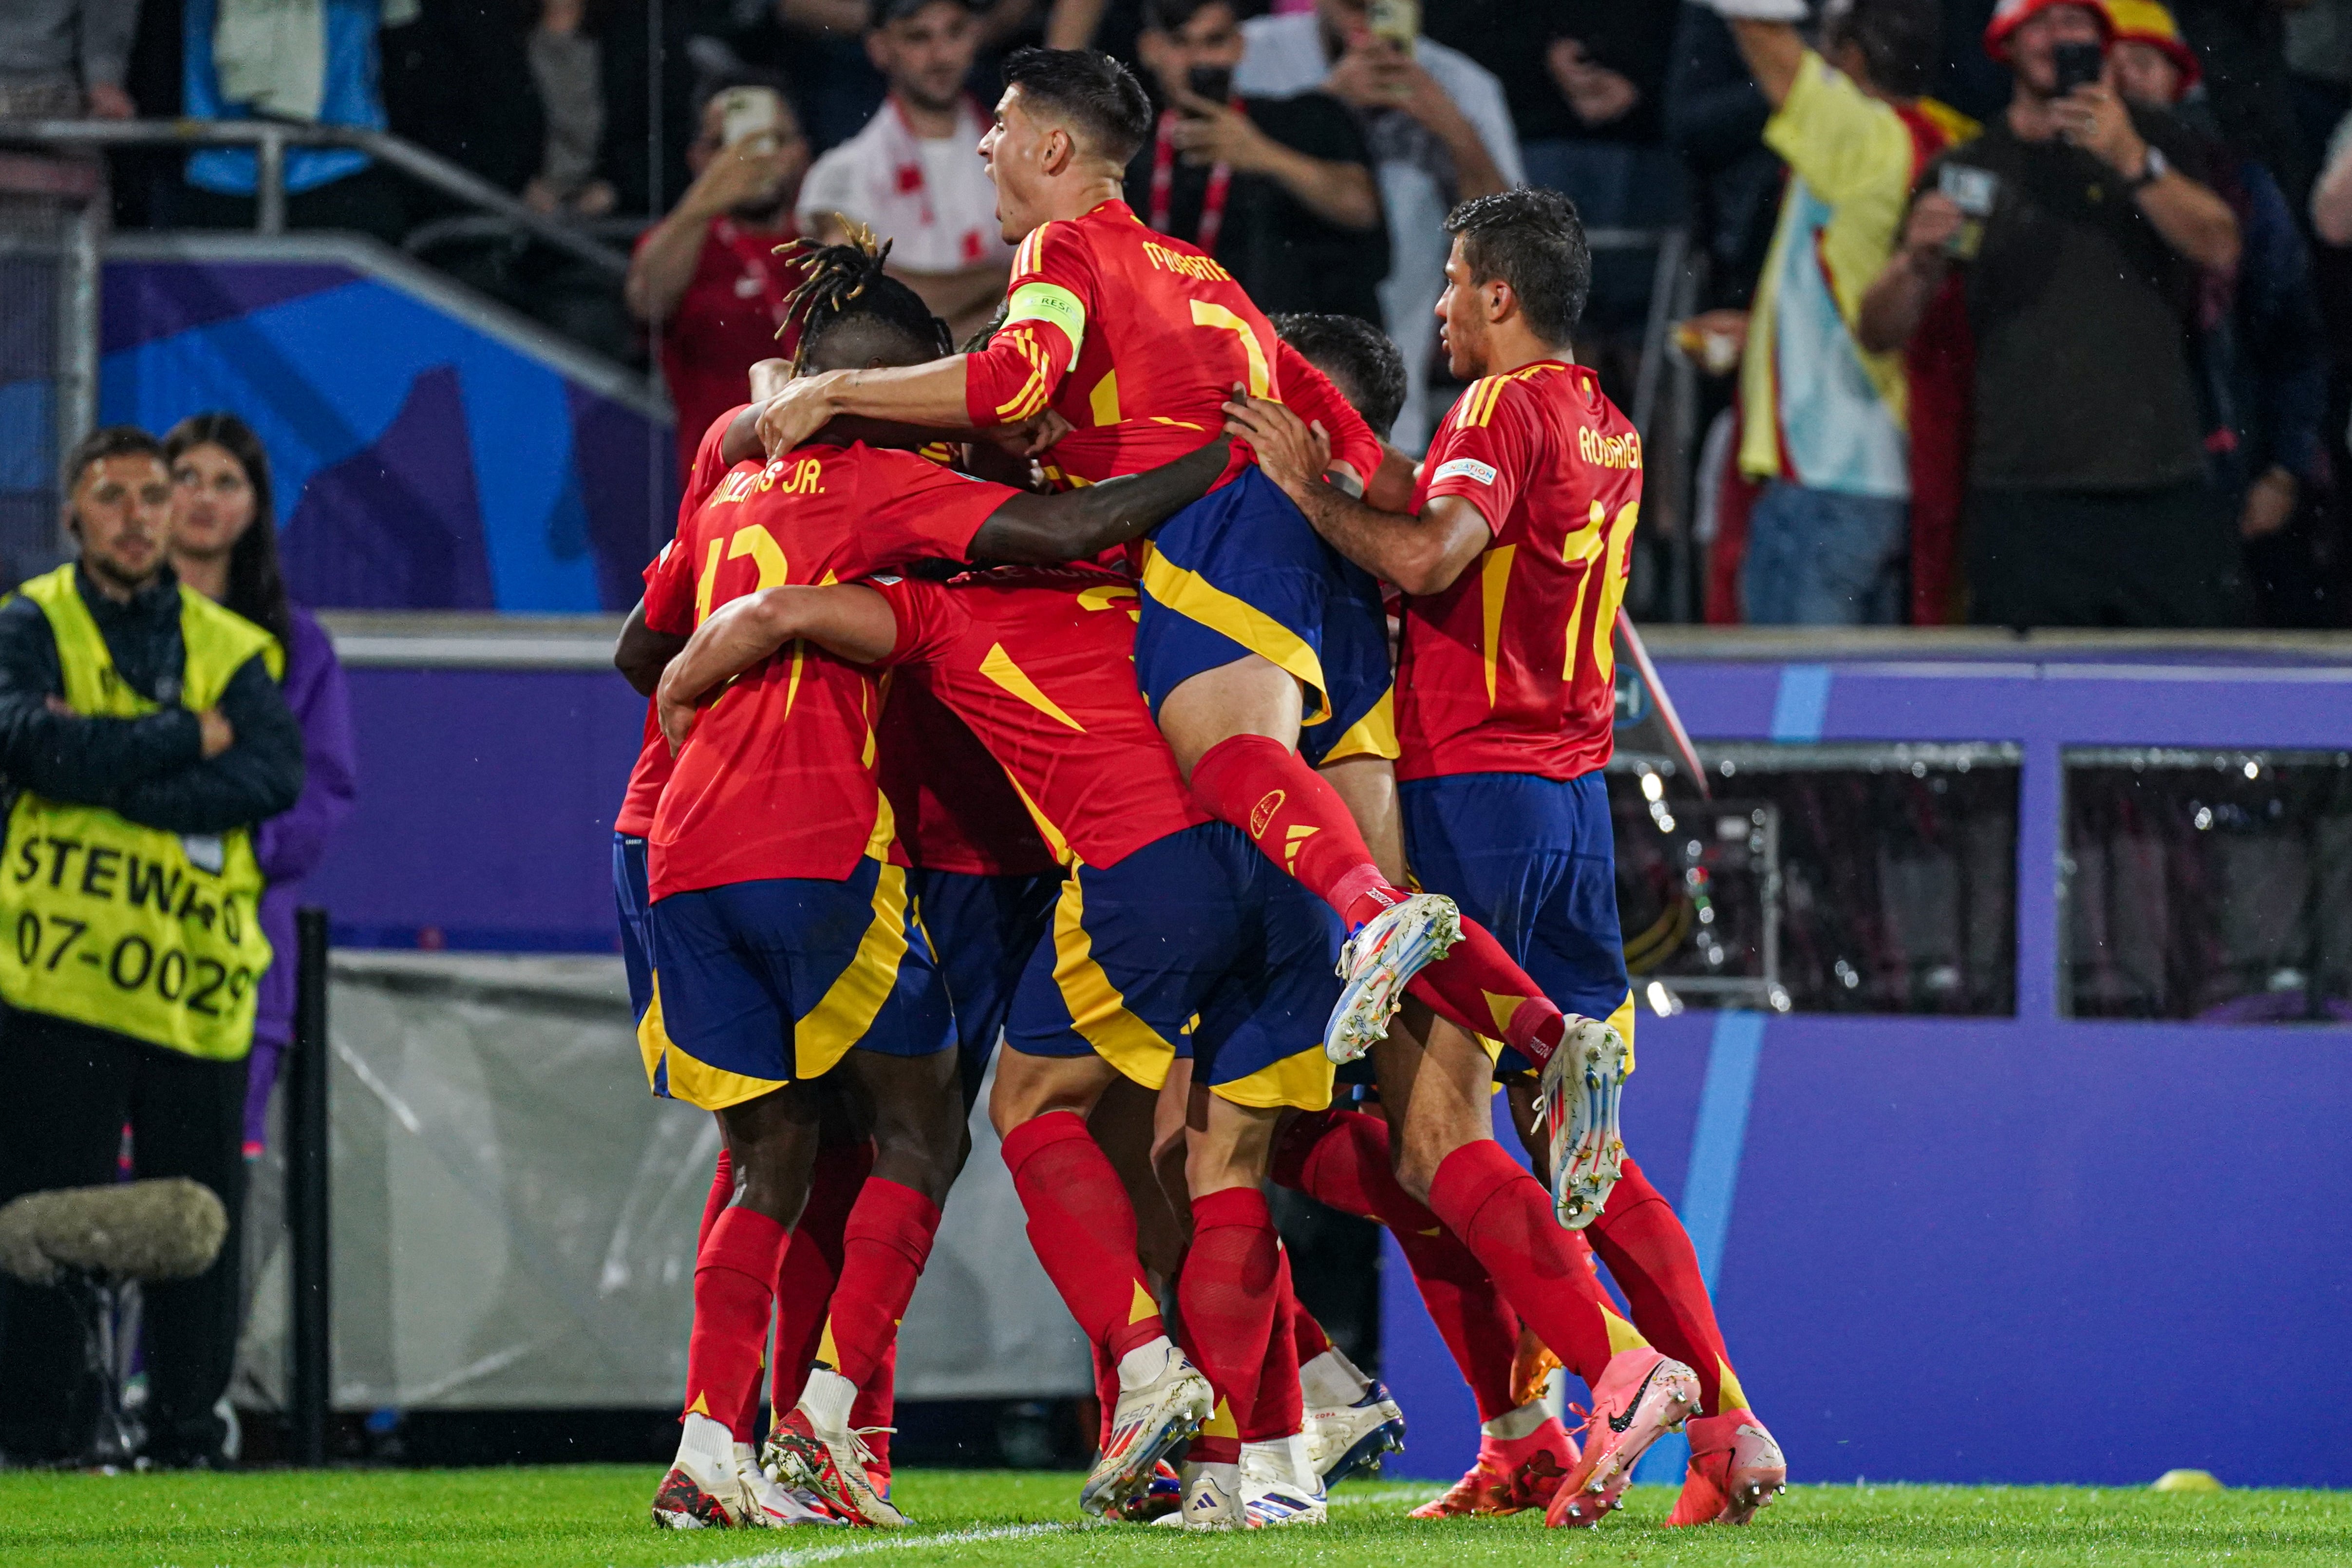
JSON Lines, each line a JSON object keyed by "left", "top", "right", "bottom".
{"left": 165, "top": 414, "right": 359, "bottom": 1156}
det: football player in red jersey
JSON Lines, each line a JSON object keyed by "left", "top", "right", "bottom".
{"left": 1225, "top": 188, "right": 1786, "bottom": 1529}
{"left": 744, "top": 47, "right": 1622, "bottom": 1121}
{"left": 659, "top": 567, "right": 1361, "bottom": 1529}
{"left": 640, "top": 245, "right": 1236, "bottom": 1532}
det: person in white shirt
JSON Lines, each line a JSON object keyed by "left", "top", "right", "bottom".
{"left": 797, "top": 0, "right": 1016, "bottom": 343}
{"left": 1234, "top": 0, "right": 1523, "bottom": 449}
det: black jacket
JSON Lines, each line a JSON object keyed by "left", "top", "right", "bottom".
{"left": 0, "top": 566, "right": 305, "bottom": 836}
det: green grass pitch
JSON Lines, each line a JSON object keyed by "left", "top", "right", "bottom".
{"left": 4, "top": 1466, "right": 2347, "bottom": 1568}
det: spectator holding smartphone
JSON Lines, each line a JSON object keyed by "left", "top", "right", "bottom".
{"left": 1124, "top": 0, "right": 1386, "bottom": 321}
{"left": 1859, "top": 0, "right": 2244, "bottom": 628}
{"left": 625, "top": 77, "right": 815, "bottom": 484}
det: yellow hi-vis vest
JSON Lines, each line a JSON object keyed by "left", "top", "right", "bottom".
{"left": 0, "top": 566, "right": 283, "bottom": 1060}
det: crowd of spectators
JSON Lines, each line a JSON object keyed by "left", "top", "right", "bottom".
{"left": 11, "top": 0, "right": 2352, "bottom": 627}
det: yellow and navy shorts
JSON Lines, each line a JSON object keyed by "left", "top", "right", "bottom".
{"left": 1136, "top": 466, "right": 1396, "bottom": 770}
{"left": 1003, "top": 821, "right": 1340, "bottom": 1111}
{"left": 1400, "top": 771, "right": 1637, "bottom": 1079}
{"left": 909, "top": 865, "right": 1062, "bottom": 1107}
{"left": 642, "top": 857, "right": 952, "bottom": 1111}
{"left": 613, "top": 831, "right": 656, "bottom": 1023}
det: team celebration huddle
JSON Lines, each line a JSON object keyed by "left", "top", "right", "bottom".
{"left": 611, "top": 43, "right": 1781, "bottom": 1537}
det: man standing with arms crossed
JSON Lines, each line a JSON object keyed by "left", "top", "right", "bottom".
{"left": 1226, "top": 188, "right": 1788, "bottom": 1530}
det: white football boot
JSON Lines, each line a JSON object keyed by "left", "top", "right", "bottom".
{"left": 1173, "top": 1460, "right": 1248, "bottom": 1530}
{"left": 651, "top": 1413, "right": 758, "bottom": 1529}
{"left": 734, "top": 1443, "right": 844, "bottom": 1527}
{"left": 1240, "top": 1436, "right": 1328, "bottom": 1526}
{"left": 1537, "top": 1014, "right": 1627, "bottom": 1229}
{"left": 1299, "top": 1346, "right": 1407, "bottom": 1485}
{"left": 1081, "top": 1339, "right": 1216, "bottom": 1518}
{"left": 1325, "top": 893, "right": 1464, "bottom": 1062}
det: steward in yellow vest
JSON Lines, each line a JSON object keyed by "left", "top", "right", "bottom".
{"left": 0, "top": 447, "right": 303, "bottom": 1061}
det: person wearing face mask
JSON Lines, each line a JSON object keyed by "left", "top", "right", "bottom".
{"left": 163, "top": 414, "right": 359, "bottom": 1170}
{"left": 0, "top": 426, "right": 303, "bottom": 1469}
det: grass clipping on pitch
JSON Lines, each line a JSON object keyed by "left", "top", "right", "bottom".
{"left": 3, "top": 1466, "right": 2348, "bottom": 1567}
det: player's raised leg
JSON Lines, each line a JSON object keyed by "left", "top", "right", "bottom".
{"left": 1376, "top": 1006, "right": 1697, "bottom": 1528}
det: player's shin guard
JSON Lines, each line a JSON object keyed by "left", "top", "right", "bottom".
{"left": 1274, "top": 1109, "right": 1521, "bottom": 1422}
{"left": 1423, "top": 1142, "right": 1629, "bottom": 1393}
{"left": 1584, "top": 1157, "right": 1747, "bottom": 1418}
{"left": 1187, "top": 734, "right": 1405, "bottom": 930}
{"left": 823, "top": 1179, "right": 941, "bottom": 1391}
{"left": 1001, "top": 1110, "right": 1167, "bottom": 1361}
{"left": 685, "top": 1207, "right": 791, "bottom": 1443}
{"left": 1177, "top": 1187, "right": 1283, "bottom": 1465}
{"left": 771, "top": 1140, "right": 872, "bottom": 1414}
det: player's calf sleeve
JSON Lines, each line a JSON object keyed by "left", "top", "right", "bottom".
{"left": 823, "top": 1178, "right": 942, "bottom": 1391}
{"left": 685, "top": 1206, "right": 791, "bottom": 1444}
{"left": 771, "top": 1139, "right": 872, "bottom": 1414}
{"left": 1424, "top": 1142, "right": 1624, "bottom": 1391}
{"left": 698, "top": 1147, "right": 734, "bottom": 1253}
{"left": 1275, "top": 1108, "right": 1521, "bottom": 1421}
{"left": 1405, "top": 921, "right": 1568, "bottom": 1067}
{"left": 1177, "top": 1186, "right": 1283, "bottom": 1465}
{"left": 1242, "top": 1248, "right": 1305, "bottom": 1443}
{"left": 850, "top": 1339, "right": 895, "bottom": 1476}
{"left": 1584, "top": 1156, "right": 1746, "bottom": 1417}
{"left": 1001, "top": 1110, "right": 1167, "bottom": 1361}
{"left": 1187, "top": 734, "right": 1403, "bottom": 930}
{"left": 1091, "top": 1340, "right": 1120, "bottom": 1450}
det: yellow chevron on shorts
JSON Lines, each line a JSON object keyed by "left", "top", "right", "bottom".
{"left": 1212, "top": 1040, "right": 1334, "bottom": 1112}
{"left": 980, "top": 642, "right": 1084, "bottom": 730}
{"left": 1051, "top": 874, "right": 1174, "bottom": 1091}
{"left": 1317, "top": 684, "right": 1397, "bottom": 763}
{"left": 793, "top": 863, "right": 915, "bottom": 1081}
{"left": 1138, "top": 549, "right": 1332, "bottom": 723}
{"left": 652, "top": 973, "right": 793, "bottom": 1112}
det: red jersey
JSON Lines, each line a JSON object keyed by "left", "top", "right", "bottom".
{"left": 643, "top": 443, "right": 1019, "bottom": 898}
{"left": 639, "top": 216, "right": 808, "bottom": 486}
{"left": 1396, "top": 361, "right": 1640, "bottom": 783}
{"left": 871, "top": 568, "right": 1207, "bottom": 870}
{"left": 874, "top": 675, "right": 1055, "bottom": 877}
{"left": 961, "top": 200, "right": 1375, "bottom": 491}
{"left": 614, "top": 405, "right": 749, "bottom": 839}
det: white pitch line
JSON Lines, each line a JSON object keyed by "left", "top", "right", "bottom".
{"left": 673, "top": 1519, "right": 1081, "bottom": 1568}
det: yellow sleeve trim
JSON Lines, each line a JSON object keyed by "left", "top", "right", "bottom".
{"left": 1004, "top": 281, "right": 1086, "bottom": 370}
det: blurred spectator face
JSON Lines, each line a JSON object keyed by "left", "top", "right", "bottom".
{"left": 70, "top": 454, "right": 173, "bottom": 590}
{"left": 1140, "top": 3, "right": 1248, "bottom": 103}
{"left": 2109, "top": 39, "right": 2185, "bottom": 107}
{"left": 169, "top": 443, "right": 258, "bottom": 563}
{"left": 1433, "top": 234, "right": 1495, "bottom": 380}
{"left": 686, "top": 89, "right": 811, "bottom": 219}
{"left": 2008, "top": 5, "right": 2107, "bottom": 97}
{"left": 868, "top": 2, "right": 981, "bottom": 116}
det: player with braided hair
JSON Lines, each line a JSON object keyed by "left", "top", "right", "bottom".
{"left": 643, "top": 222, "right": 1258, "bottom": 1532}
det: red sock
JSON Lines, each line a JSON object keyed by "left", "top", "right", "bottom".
{"left": 685, "top": 1206, "right": 790, "bottom": 1443}
{"left": 1585, "top": 1157, "right": 1744, "bottom": 1416}
{"left": 1423, "top": 1141, "right": 1620, "bottom": 1390}
{"left": 851, "top": 1338, "right": 895, "bottom": 1477}
{"left": 771, "top": 1140, "right": 872, "bottom": 1414}
{"left": 1176, "top": 1187, "right": 1281, "bottom": 1465}
{"left": 698, "top": 1147, "right": 734, "bottom": 1251}
{"left": 1242, "top": 1248, "right": 1304, "bottom": 1443}
{"left": 824, "top": 1178, "right": 941, "bottom": 1389}
{"left": 1291, "top": 1295, "right": 1332, "bottom": 1368}
{"left": 1001, "top": 1110, "right": 1166, "bottom": 1360}
{"left": 1274, "top": 1109, "right": 1520, "bottom": 1421}
{"left": 1187, "top": 734, "right": 1402, "bottom": 930}
{"left": 1405, "top": 920, "right": 1568, "bottom": 1068}
{"left": 1090, "top": 1339, "right": 1120, "bottom": 1449}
